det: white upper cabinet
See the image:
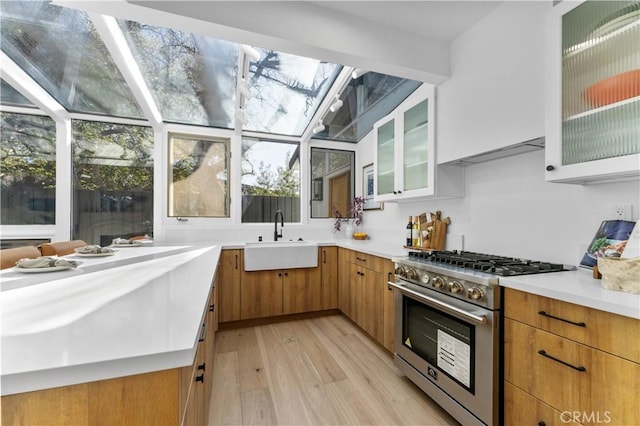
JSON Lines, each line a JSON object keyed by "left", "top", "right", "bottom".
{"left": 545, "top": 0, "right": 640, "bottom": 184}
{"left": 373, "top": 84, "right": 463, "bottom": 202}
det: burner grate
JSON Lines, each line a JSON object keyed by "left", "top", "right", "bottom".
{"left": 408, "top": 250, "right": 567, "bottom": 276}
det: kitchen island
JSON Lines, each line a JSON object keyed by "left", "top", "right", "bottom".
{"left": 1, "top": 244, "right": 221, "bottom": 396}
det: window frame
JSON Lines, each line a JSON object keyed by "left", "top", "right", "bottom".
{"left": 167, "top": 131, "right": 232, "bottom": 219}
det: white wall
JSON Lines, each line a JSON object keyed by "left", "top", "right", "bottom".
{"left": 354, "top": 140, "right": 640, "bottom": 266}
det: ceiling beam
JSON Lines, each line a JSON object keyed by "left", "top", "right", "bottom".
{"left": 54, "top": 0, "right": 451, "bottom": 84}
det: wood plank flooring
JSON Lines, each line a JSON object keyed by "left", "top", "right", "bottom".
{"left": 208, "top": 314, "right": 459, "bottom": 425}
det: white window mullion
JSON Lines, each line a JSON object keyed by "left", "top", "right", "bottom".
{"left": 55, "top": 118, "right": 72, "bottom": 241}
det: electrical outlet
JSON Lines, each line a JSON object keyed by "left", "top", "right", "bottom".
{"left": 613, "top": 204, "right": 633, "bottom": 221}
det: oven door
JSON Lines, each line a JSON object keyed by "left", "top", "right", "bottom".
{"left": 390, "top": 280, "right": 499, "bottom": 426}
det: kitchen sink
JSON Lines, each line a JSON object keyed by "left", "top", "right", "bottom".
{"left": 244, "top": 241, "right": 318, "bottom": 271}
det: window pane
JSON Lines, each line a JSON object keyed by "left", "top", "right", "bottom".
{"left": 1, "top": 79, "right": 35, "bottom": 108}
{"left": 241, "top": 137, "right": 300, "bottom": 223}
{"left": 0, "top": 1, "right": 144, "bottom": 118}
{"left": 119, "top": 20, "right": 238, "bottom": 128}
{"left": 72, "top": 120, "right": 153, "bottom": 245}
{"left": 1, "top": 112, "right": 56, "bottom": 225}
{"left": 169, "top": 134, "right": 229, "bottom": 217}
{"left": 243, "top": 50, "right": 342, "bottom": 136}
{"left": 310, "top": 148, "right": 355, "bottom": 218}
{"left": 314, "top": 73, "right": 422, "bottom": 142}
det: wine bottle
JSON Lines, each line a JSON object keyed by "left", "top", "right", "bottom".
{"left": 406, "top": 216, "right": 413, "bottom": 246}
{"left": 413, "top": 216, "right": 420, "bottom": 247}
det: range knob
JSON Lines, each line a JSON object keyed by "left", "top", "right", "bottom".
{"left": 395, "top": 266, "right": 406, "bottom": 277}
{"left": 406, "top": 269, "right": 418, "bottom": 280}
{"left": 449, "top": 280, "right": 464, "bottom": 294}
{"left": 467, "top": 286, "right": 485, "bottom": 301}
{"left": 420, "top": 272, "right": 431, "bottom": 285}
{"left": 433, "top": 276, "right": 446, "bottom": 289}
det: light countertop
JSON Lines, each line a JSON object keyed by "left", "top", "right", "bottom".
{"left": 1, "top": 244, "right": 221, "bottom": 396}
{"left": 499, "top": 268, "right": 640, "bottom": 320}
{"left": 221, "top": 240, "right": 639, "bottom": 319}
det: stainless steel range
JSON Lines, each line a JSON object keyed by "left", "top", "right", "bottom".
{"left": 389, "top": 250, "right": 573, "bottom": 426}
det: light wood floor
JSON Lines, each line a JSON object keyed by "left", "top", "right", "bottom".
{"left": 208, "top": 313, "right": 459, "bottom": 425}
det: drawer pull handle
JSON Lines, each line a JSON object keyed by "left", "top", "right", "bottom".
{"left": 198, "top": 323, "right": 207, "bottom": 342}
{"left": 538, "top": 422, "right": 546, "bottom": 426}
{"left": 537, "top": 350, "right": 586, "bottom": 372}
{"left": 195, "top": 374, "right": 204, "bottom": 383}
{"left": 538, "top": 311, "right": 585, "bottom": 327}
{"left": 356, "top": 257, "right": 366, "bottom": 262}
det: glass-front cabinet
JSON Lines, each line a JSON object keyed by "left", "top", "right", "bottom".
{"left": 374, "top": 84, "right": 435, "bottom": 201}
{"left": 373, "top": 84, "right": 462, "bottom": 201}
{"left": 545, "top": 0, "right": 640, "bottom": 183}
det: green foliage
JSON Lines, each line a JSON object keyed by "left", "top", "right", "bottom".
{"left": 245, "top": 150, "right": 299, "bottom": 197}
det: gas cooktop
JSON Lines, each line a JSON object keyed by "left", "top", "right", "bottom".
{"left": 406, "top": 250, "right": 574, "bottom": 277}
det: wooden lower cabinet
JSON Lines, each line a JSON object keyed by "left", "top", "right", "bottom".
{"left": 339, "top": 249, "right": 395, "bottom": 352}
{"left": 504, "top": 382, "right": 580, "bottom": 426}
{"left": 320, "top": 246, "right": 338, "bottom": 309}
{"left": 504, "top": 288, "right": 640, "bottom": 426}
{"left": 218, "top": 249, "right": 242, "bottom": 322}
{"left": 240, "top": 266, "right": 323, "bottom": 320}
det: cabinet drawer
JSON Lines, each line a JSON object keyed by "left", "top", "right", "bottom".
{"left": 504, "top": 288, "right": 640, "bottom": 363}
{"left": 348, "top": 250, "right": 388, "bottom": 273}
{"left": 505, "top": 382, "right": 581, "bottom": 426}
{"left": 505, "top": 319, "right": 640, "bottom": 425}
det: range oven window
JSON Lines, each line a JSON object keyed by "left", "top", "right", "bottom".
{"left": 402, "top": 296, "right": 475, "bottom": 392}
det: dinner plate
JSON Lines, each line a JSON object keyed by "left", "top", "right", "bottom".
{"left": 111, "top": 242, "right": 142, "bottom": 247}
{"left": 74, "top": 251, "right": 118, "bottom": 257}
{"left": 13, "top": 265, "right": 77, "bottom": 274}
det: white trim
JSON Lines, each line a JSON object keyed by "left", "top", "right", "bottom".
{"left": 301, "top": 66, "right": 355, "bottom": 144}
{"left": 68, "top": 112, "right": 150, "bottom": 127}
{"left": 0, "top": 105, "right": 43, "bottom": 115}
{"left": 89, "top": 13, "right": 163, "bottom": 128}
{"left": 0, "top": 51, "right": 69, "bottom": 121}
{"left": 0, "top": 226, "right": 56, "bottom": 240}
{"left": 54, "top": 119, "right": 72, "bottom": 241}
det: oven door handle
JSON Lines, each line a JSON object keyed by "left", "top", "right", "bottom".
{"left": 388, "top": 281, "right": 487, "bottom": 324}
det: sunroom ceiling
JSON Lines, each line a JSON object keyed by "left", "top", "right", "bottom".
{"left": 0, "top": 0, "right": 422, "bottom": 142}
{"left": 1, "top": 79, "right": 34, "bottom": 107}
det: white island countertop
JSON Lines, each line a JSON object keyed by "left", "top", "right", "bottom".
{"left": 1, "top": 244, "right": 221, "bottom": 396}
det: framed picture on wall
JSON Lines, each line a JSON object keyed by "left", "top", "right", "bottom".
{"left": 363, "top": 163, "right": 383, "bottom": 210}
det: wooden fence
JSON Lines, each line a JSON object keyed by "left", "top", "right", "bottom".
{"left": 242, "top": 195, "right": 300, "bottom": 223}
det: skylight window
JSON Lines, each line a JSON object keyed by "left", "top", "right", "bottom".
{"left": 0, "top": 0, "right": 144, "bottom": 119}
{"left": 119, "top": 20, "right": 239, "bottom": 128}
{"left": 314, "top": 72, "right": 422, "bottom": 142}
{"left": 243, "top": 49, "right": 342, "bottom": 136}
{"left": 1, "top": 79, "right": 35, "bottom": 108}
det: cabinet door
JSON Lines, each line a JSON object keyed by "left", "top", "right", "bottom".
{"left": 505, "top": 318, "right": 640, "bottom": 425}
{"left": 320, "top": 246, "right": 338, "bottom": 309}
{"left": 182, "top": 342, "right": 206, "bottom": 426}
{"left": 360, "top": 266, "right": 383, "bottom": 342}
{"left": 545, "top": 0, "right": 640, "bottom": 183}
{"left": 374, "top": 117, "right": 396, "bottom": 199}
{"left": 504, "top": 382, "right": 579, "bottom": 426}
{"left": 347, "top": 263, "right": 362, "bottom": 324}
{"left": 381, "top": 260, "right": 395, "bottom": 352}
{"left": 282, "top": 267, "right": 322, "bottom": 315}
{"left": 241, "top": 270, "right": 283, "bottom": 319}
{"left": 218, "top": 250, "right": 242, "bottom": 322}
{"left": 338, "top": 248, "right": 351, "bottom": 314}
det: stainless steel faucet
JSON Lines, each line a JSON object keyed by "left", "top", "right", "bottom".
{"left": 274, "top": 210, "right": 284, "bottom": 241}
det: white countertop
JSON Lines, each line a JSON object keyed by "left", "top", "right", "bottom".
{"left": 1, "top": 244, "right": 221, "bottom": 396}
{"left": 500, "top": 268, "right": 640, "bottom": 320}
{"left": 222, "top": 240, "right": 640, "bottom": 319}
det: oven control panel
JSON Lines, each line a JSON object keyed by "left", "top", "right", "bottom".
{"left": 394, "top": 263, "right": 497, "bottom": 309}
